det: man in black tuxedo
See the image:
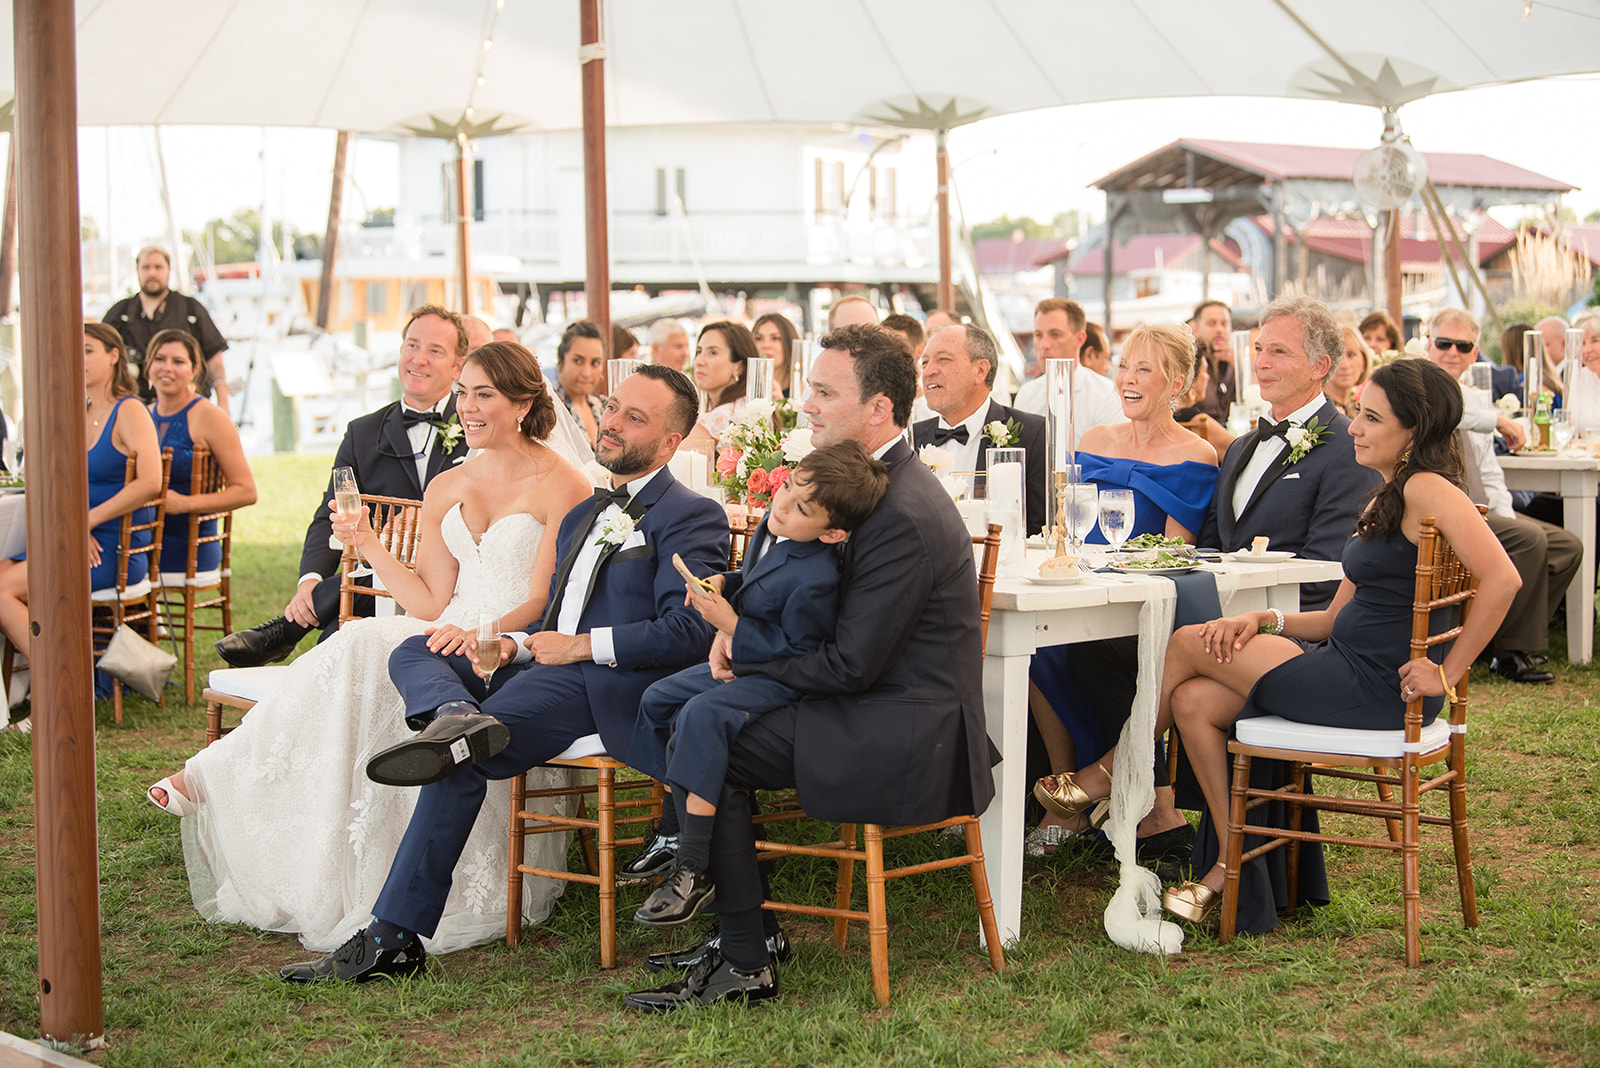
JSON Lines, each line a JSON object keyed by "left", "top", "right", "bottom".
{"left": 624, "top": 324, "right": 995, "bottom": 1012}
{"left": 278, "top": 364, "right": 729, "bottom": 984}
{"left": 912, "top": 323, "right": 1049, "bottom": 536}
{"left": 1198, "top": 295, "right": 1382, "bottom": 611}
{"left": 214, "top": 305, "right": 472, "bottom": 666}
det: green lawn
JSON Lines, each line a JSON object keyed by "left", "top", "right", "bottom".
{"left": 1, "top": 453, "right": 1598, "bottom": 1065}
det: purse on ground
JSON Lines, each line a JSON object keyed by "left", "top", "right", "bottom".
{"left": 98, "top": 624, "right": 177, "bottom": 701}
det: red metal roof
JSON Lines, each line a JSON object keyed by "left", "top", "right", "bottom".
{"left": 973, "top": 237, "right": 1070, "bottom": 275}
{"left": 1095, "top": 139, "right": 1574, "bottom": 193}
{"left": 1270, "top": 213, "right": 1521, "bottom": 266}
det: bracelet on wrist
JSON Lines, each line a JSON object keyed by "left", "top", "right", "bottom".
{"left": 1437, "top": 663, "right": 1458, "bottom": 705}
{"left": 1256, "top": 608, "right": 1285, "bottom": 635}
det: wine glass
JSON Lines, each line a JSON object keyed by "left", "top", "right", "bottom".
{"left": 332, "top": 465, "right": 372, "bottom": 578}
{"left": 1550, "top": 410, "right": 1576, "bottom": 452}
{"left": 475, "top": 612, "right": 503, "bottom": 680}
{"left": 1097, "top": 488, "right": 1134, "bottom": 562}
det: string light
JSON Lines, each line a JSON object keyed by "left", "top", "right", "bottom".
{"left": 1523, "top": 1, "right": 1533, "bottom": 19}
{"left": 460, "top": 0, "right": 505, "bottom": 133}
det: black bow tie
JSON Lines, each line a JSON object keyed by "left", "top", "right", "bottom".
{"left": 400, "top": 407, "right": 440, "bottom": 428}
{"left": 927, "top": 424, "right": 970, "bottom": 447}
{"left": 1257, "top": 418, "right": 1293, "bottom": 441}
{"left": 592, "top": 486, "right": 631, "bottom": 511}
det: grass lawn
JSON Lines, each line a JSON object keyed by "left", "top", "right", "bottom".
{"left": 1, "top": 452, "right": 1598, "bottom": 1065}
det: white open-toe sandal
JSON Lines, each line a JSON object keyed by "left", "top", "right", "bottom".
{"left": 147, "top": 777, "right": 196, "bottom": 818}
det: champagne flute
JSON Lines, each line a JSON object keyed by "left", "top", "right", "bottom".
{"left": 475, "top": 612, "right": 503, "bottom": 680}
{"left": 332, "top": 466, "right": 372, "bottom": 578}
{"left": 1097, "top": 488, "right": 1134, "bottom": 563}
{"left": 1550, "top": 410, "right": 1576, "bottom": 452}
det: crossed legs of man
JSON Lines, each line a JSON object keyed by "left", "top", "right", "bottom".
{"left": 1485, "top": 512, "right": 1581, "bottom": 683}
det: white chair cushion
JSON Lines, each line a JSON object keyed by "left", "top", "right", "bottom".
{"left": 90, "top": 578, "right": 152, "bottom": 603}
{"left": 157, "top": 569, "right": 223, "bottom": 589}
{"left": 207, "top": 666, "right": 293, "bottom": 702}
{"left": 550, "top": 733, "right": 607, "bottom": 761}
{"left": 1235, "top": 714, "right": 1452, "bottom": 759}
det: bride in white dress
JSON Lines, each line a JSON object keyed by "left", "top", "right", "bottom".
{"left": 148, "top": 341, "right": 598, "bottom": 955}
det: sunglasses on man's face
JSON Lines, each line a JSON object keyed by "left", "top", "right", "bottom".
{"left": 1433, "top": 337, "right": 1475, "bottom": 354}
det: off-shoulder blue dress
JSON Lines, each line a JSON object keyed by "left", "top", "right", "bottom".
{"left": 1030, "top": 452, "right": 1217, "bottom": 770}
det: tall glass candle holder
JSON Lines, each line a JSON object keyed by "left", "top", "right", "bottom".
{"left": 986, "top": 447, "right": 1027, "bottom": 574}
{"left": 745, "top": 357, "right": 776, "bottom": 404}
{"left": 1524, "top": 331, "right": 1545, "bottom": 411}
{"left": 1043, "top": 358, "right": 1077, "bottom": 539}
{"left": 790, "top": 337, "right": 810, "bottom": 406}
{"left": 1231, "top": 329, "right": 1255, "bottom": 408}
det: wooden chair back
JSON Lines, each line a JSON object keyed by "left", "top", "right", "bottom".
{"left": 973, "top": 522, "right": 1001, "bottom": 655}
{"left": 336, "top": 494, "right": 425, "bottom": 624}
{"left": 728, "top": 511, "right": 762, "bottom": 569}
{"left": 158, "top": 447, "right": 238, "bottom": 703}
{"left": 92, "top": 449, "right": 172, "bottom": 722}
{"left": 1218, "top": 514, "right": 1480, "bottom": 966}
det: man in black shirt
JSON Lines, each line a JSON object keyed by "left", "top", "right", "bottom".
{"left": 102, "top": 245, "right": 231, "bottom": 415}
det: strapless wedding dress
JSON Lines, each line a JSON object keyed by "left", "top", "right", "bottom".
{"left": 181, "top": 502, "right": 573, "bottom": 954}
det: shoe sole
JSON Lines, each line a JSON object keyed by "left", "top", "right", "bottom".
{"left": 366, "top": 720, "right": 511, "bottom": 787}
{"left": 617, "top": 854, "right": 677, "bottom": 883}
{"left": 633, "top": 884, "right": 716, "bottom": 928}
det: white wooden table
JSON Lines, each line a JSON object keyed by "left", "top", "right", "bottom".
{"left": 1497, "top": 453, "right": 1599, "bottom": 664}
{"left": 978, "top": 553, "right": 1344, "bottom": 945}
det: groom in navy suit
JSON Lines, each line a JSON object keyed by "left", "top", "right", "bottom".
{"left": 278, "top": 363, "right": 729, "bottom": 983}
{"left": 1198, "top": 295, "right": 1381, "bottom": 611}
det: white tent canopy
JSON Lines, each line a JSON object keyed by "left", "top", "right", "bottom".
{"left": 3, "top": 0, "right": 1600, "bottom": 135}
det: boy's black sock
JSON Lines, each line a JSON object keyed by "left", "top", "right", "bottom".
{"left": 655, "top": 796, "right": 681, "bottom": 837}
{"left": 676, "top": 811, "right": 714, "bottom": 872}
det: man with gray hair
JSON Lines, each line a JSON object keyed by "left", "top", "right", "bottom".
{"left": 1428, "top": 307, "right": 1577, "bottom": 684}
{"left": 1198, "top": 294, "right": 1381, "bottom": 610}
{"left": 649, "top": 319, "right": 691, "bottom": 372}
{"left": 1536, "top": 315, "right": 1571, "bottom": 376}
{"left": 912, "top": 323, "right": 1048, "bottom": 533}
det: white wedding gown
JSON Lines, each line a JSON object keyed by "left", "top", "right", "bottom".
{"left": 180, "top": 501, "right": 574, "bottom": 954}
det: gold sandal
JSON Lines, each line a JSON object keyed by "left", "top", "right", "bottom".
{"left": 1161, "top": 880, "right": 1221, "bottom": 923}
{"left": 1032, "top": 762, "right": 1110, "bottom": 821}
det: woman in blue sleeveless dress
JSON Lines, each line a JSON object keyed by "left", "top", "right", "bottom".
{"left": 0, "top": 324, "right": 163, "bottom": 674}
{"left": 145, "top": 330, "right": 257, "bottom": 576}
{"left": 1053, "top": 359, "right": 1519, "bottom": 929}
{"left": 1028, "top": 324, "right": 1217, "bottom": 855}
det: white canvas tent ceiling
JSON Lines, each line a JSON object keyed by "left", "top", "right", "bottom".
{"left": 2, "top": 0, "right": 1599, "bottom": 135}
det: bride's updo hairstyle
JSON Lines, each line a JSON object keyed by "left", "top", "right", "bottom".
{"left": 462, "top": 341, "right": 558, "bottom": 442}
{"left": 1120, "top": 321, "right": 1197, "bottom": 402}
{"left": 1354, "top": 357, "right": 1465, "bottom": 541}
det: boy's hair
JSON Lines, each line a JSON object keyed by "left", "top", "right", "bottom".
{"left": 790, "top": 440, "right": 889, "bottom": 533}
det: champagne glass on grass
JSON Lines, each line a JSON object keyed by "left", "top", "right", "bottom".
{"left": 1097, "top": 488, "right": 1134, "bottom": 563}
{"left": 475, "top": 612, "right": 503, "bottom": 679}
{"left": 332, "top": 466, "right": 372, "bottom": 578}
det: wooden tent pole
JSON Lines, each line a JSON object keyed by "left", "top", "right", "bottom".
{"left": 936, "top": 128, "right": 953, "bottom": 312}
{"left": 16, "top": 0, "right": 104, "bottom": 1044}
{"left": 315, "top": 130, "right": 353, "bottom": 330}
{"left": 454, "top": 135, "right": 472, "bottom": 316}
{"left": 580, "top": 0, "right": 611, "bottom": 357}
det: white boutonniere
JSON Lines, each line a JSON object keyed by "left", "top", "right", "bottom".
{"left": 1495, "top": 392, "right": 1520, "bottom": 414}
{"left": 433, "top": 414, "right": 465, "bottom": 451}
{"left": 594, "top": 511, "right": 636, "bottom": 549}
{"left": 1284, "top": 417, "right": 1330, "bottom": 464}
{"left": 920, "top": 444, "right": 955, "bottom": 472}
{"left": 983, "top": 418, "right": 1021, "bottom": 447}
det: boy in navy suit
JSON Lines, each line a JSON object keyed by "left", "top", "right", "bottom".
{"left": 625, "top": 441, "right": 889, "bottom": 927}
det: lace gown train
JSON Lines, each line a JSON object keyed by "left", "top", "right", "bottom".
{"left": 181, "top": 503, "right": 572, "bottom": 954}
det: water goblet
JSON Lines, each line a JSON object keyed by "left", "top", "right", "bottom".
{"left": 1097, "top": 488, "right": 1134, "bottom": 562}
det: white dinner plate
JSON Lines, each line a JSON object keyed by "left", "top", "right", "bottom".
{"left": 1223, "top": 550, "right": 1295, "bottom": 562}
{"left": 1028, "top": 573, "right": 1087, "bottom": 586}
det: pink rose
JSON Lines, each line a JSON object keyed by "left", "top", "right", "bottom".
{"left": 746, "top": 468, "right": 770, "bottom": 498}
{"left": 716, "top": 447, "right": 742, "bottom": 477}
{"left": 768, "top": 465, "right": 792, "bottom": 492}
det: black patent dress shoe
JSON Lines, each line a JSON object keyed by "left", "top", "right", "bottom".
{"left": 214, "top": 616, "right": 310, "bottom": 668}
{"left": 623, "top": 947, "right": 778, "bottom": 1012}
{"left": 646, "top": 922, "right": 792, "bottom": 971}
{"left": 279, "top": 928, "right": 426, "bottom": 983}
{"left": 1491, "top": 650, "right": 1555, "bottom": 684}
{"left": 365, "top": 712, "right": 509, "bottom": 786}
{"left": 634, "top": 863, "right": 716, "bottom": 927}
{"left": 617, "top": 823, "right": 679, "bottom": 881}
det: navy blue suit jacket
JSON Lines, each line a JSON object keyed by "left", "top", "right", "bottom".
{"left": 912, "top": 398, "right": 1049, "bottom": 536}
{"left": 731, "top": 439, "right": 994, "bottom": 825}
{"left": 539, "top": 467, "right": 730, "bottom": 757}
{"left": 1198, "top": 398, "right": 1380, "bottom": 610}
{"left": 720, "top": 516, "right": 841, "bottom": 664}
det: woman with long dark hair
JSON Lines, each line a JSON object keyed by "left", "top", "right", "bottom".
{"left": 1049, "top": 358, "right": 1519, "bottom": 926}
{"left": 752, "top": 312, "right": 799, "bottom": 397}
{"left": 684, "top": 320, "right": 757, "bottom": 448}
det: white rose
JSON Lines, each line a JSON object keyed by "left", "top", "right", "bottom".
{"left": 780, "top": 427, "right": 815, "bottom": 462}
{"left": 1286, "top": 426, "right": 1308, "bottom": 448}
{"left": 920, "top": 444, "right": 955, "bottom": 472}
{"left": 939, "top": 474, "right": 966, "bottom": 501}
{"left": 743, "top": 398, "right": 776, "bottom": 426}
{"left": 1496, "top": 393, "right": 1520, "bottom": 414}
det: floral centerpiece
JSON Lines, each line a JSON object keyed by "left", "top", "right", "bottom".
{"left": 714, "top": 398, "right": 810, "bottom": 506}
